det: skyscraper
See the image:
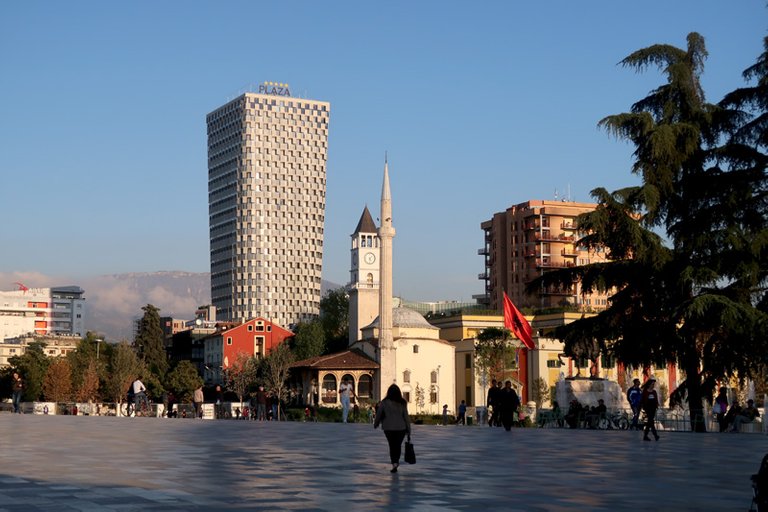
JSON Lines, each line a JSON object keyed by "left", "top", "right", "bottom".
{"left": 207, "top": 83, "right": 330, "bottom": 327}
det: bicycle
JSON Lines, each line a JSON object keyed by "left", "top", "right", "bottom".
{"left": 598, "top": 410, "right": 630, "bottom": 430}
{"left": 121, "top": 393, "right": 152, "bottom": 417}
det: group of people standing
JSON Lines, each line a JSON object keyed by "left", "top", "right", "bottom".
{"left": 486, "top": 379, "right": 522, "bottom": 431}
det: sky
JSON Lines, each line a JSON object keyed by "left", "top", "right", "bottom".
{"left": 1, "top": 1, "right": 766, "bottom": 303}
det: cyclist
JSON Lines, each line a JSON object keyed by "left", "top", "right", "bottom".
{"left": 132, "top": 378, "right": 148, "bottom": 416}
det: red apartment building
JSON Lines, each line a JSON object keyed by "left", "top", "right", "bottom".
{"left": 204, "top": 317, "right": 294, "bottom": 384}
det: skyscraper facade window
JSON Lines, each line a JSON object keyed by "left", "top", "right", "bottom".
{"left": 207, "top": 85, "right": 330, "bottom": 327}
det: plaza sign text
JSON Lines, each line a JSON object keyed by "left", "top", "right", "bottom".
{"left": 259, "top": 81, "right": 291, "bottom": 97}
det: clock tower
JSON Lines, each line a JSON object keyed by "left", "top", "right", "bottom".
{"left": 348, "top": 206, "right": 380, "bottom": 345}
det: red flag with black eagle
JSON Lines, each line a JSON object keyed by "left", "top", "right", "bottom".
{"left": 503, "top": 292, "right": 535, "bottom": 350}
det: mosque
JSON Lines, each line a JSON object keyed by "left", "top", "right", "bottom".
{"left": 291, "top": 161, "right": 456, "bottom": 415}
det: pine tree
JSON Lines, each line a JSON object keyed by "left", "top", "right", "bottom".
{"left": 532, "top": 33, "right": 768, "bottom": 431}
{"left": 133, "top": 304, "right": 168, "bottom": 383}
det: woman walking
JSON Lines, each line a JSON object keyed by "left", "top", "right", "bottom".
{"left": 374, "top": 384, "right": 411, "bottom": 473}
{"left": 641, "top": 377, "right": 660, "bottom": 441}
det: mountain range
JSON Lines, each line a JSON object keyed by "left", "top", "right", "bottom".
{"left": 79, "top": 271, "right": 340, "bottom": 341}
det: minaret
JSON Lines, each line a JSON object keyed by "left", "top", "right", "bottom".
{"left": 378, "top": 158, "right": 396, "bottom": 399}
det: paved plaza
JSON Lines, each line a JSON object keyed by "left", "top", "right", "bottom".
{"left": 0, "top": 414, "right": 764, "bottom": 511}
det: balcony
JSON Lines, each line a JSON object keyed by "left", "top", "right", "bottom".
{"left": 477, "top": 248, "right": 489, "bottom": 255}
{"left": 561, "top": 222, "right": 578, "bottom": 230}
{"left": 561, "top": 248, "right": 577, "bottom": 257}
{"left": 541, "top": 287, "right": 575, "bottom": 296}
{"left": 535, "top": 233, "right": 576, "bottom": 242}
{"left": 478, "top": 272, "right": 489, "bottom": 280}
{"left": 536, "top": 259, "right": 576, "bottom": 269}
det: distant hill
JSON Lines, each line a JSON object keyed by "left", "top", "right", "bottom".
{"left": 82, "top": 271, "right": 341, "bottom": 341}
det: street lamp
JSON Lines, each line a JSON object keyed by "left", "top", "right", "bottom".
{"left": 95, "top": 338, "right": 103, "bottom": 361}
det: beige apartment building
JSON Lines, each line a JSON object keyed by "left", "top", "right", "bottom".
{"left": 207, "top": 83, "right": 330, "bottom": 327}
{"left": 478, "top": 200, "right": 611, "bottom": 312}
{"left": 0, "top": 334, "right": 80, "bottom": 368}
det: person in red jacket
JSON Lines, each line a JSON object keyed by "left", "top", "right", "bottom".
{"left": 641, "top": 377, "right": 660, "bottom": 441}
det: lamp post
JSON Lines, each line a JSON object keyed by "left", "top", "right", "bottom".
{"left": 95, "top": 338, "right": 103, "bottom": 361}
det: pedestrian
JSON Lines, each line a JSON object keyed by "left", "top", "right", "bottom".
{"left": 487, "top": 379, "right": 501, "bottom": 427}
{"left": 626, "top": 378, "right": 642, "bottom": 430}
{"left": 11, "top": 371, "right": 23, "bottom": 414}
{"left": 373, "top": 384, "right": 411, "bottom": 474}
{"left": 167, "top": 391, "right": 177, "bottom": 418}
{"left": 714, "top": 387, "right": 729, "bottom": 432}
{"left": 641, "top": 377, "right": 660, "bottom": 441}
{"left": 270, "top": 391, "right": 279, "bottom": 421}
{"left": 256, "top": 386, "right": 268, "bottom": 421}
{"left": 215, "top": 385, "right": 225, "bottom": 419}
{"left": 456, "top": 400, "right": 467, "bottom": 425}
{"left": 498, "top": 380, "right": 521, "bottom": 431}
{"left": 442, "top": 404, "right": 449, "bottom": 426}
{"left": 193, "top": 385, "right": 204, "bottom": 419}
{"left": 339, "top": 378, "right": 355, "bottom": 423}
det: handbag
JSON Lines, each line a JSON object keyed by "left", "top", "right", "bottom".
{"left": 404, "top": 437, "right": 416, "bottom": 464}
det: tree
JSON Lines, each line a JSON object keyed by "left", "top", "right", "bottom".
{"left": 166, "top": 360, "right": 203, "bottom": 403}
{"left": 226, "top": 352, "right": 258, "bottom": 406}
{"left": 292, "top": 320, "right": 326, "bottom": 360}
{"left": 76, "top": 360, "right": 101, "bottom": 402}
{"left": 320, "top": 288, "right": 349, "bottom": 353}
{"left": 8, "top": 341, "right": 50, "bottom": 402}
{"left": 42, "top": 358, "right": 73, "bottom": 402}
{"left": 530, "top": 377, "right": 550, "bottom": 409}
{"left": 133, "top": 304, "right": 168, "bottom": 382}
{"left": 474, "top": 327, "right": 517, "bottom": 384}
{"left": 259, "top": 343, "right": 295, "bottom": 420}
{"left": 414, "top": 383, "right": 425, "bottom": 412}
{"left": 105, "top": 342, "right": 142, "bottom": 404}
{"left": 68, "top": 334, "right": 103, "bottom": 400}
{"left": 531, "top": 33, "right": 768, "bottom": 431}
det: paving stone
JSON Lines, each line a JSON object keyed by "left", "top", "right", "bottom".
{"left": 0, "top": 415, "right": 764, "bottom": 510}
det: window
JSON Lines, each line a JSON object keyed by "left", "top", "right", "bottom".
{"left": 403, "top": 370, "right": 410, "bottom": 383}
{"left": 357, "top": 374, "right": 372, "bottom": 399}
{"left": 465, "top": 354, "right": 471, "bottom": 368}
{"left": 601, "top": 354, "right": 616, "bottom": 369}
{"left": 322, "top": 375, "right": 337, "bottom": 404}
{"left": 248, "top": 325, "right": 253, "bottom": 332}
{"left": 227, "top": 337, "right": 232, "bottom": 345}
{"left": 403, "top": 391, "right": 410, "bottom": 402}
{"left": 413, "top": 345, "right": 419, "bottom": 354}
{"left": 546, "top": 359, "right": 562, "bottom": 368}
{"left": 575, "top": 357, "right": 589, "bottom": 368}
{"left": 431, "top": 371, "right": 438, "bottom": 384}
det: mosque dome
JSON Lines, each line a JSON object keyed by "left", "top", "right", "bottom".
{"left": 365, "top": 307, "right": 438, "bottom": 330}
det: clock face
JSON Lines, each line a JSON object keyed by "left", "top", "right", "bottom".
{"left": 364, "top": 252, "right": 376, "bottom": 264}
